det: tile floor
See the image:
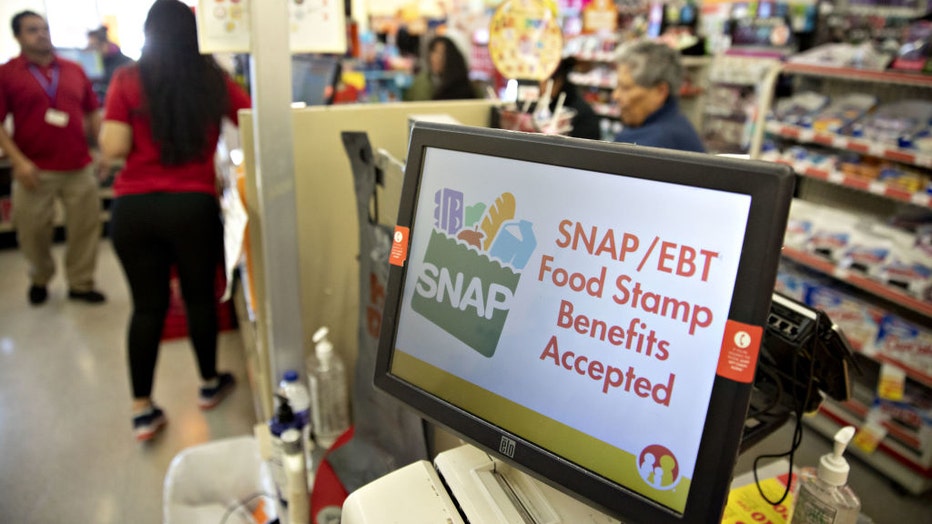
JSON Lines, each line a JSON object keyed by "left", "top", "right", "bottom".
{"left": 0, "top": 239, "right": 257, "bottom": 523}
{"left": 0, "top": 238, "right": 930, "bottom": 523}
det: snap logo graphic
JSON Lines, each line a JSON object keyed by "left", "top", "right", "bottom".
{"left": 637, "top": 444, "right": 681, "bottom": 491}
{"left": 411, "top": 189, "right": 536, "bottom": 357}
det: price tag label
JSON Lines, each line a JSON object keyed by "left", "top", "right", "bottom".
{"left": 828, "top": 171, "right": 845, "bottom": 184}
{"left": 877, "top": 363, "right": 906, "bottom": 401}
{"left": 852, "top": 421, "right": 887, "bottom": 454}
{"left": 911, "top": 193, "right": 930, "bottom": 207}
{"left": 868, "top": 181, "right": 886, "bottom": 195}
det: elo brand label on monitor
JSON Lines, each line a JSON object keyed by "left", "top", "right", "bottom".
{"left": 392, "top": 147, "right": 753, "bottom": 513}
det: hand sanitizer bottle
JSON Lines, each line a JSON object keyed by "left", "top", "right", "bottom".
{"left": 790, "top": 426, "right": 861, "bottom": 524}
{"left": 308, "top": 327, "right": 350, "bottom": 449}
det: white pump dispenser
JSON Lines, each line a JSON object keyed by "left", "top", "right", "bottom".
{"left": 308, "top": 327, "right": 350, "bottom": 449}
{"left": 818, "top": 425, "right": 854, "bottom": 486}
{"left": 790, "top": 426, "right": 861, "bottom": 524}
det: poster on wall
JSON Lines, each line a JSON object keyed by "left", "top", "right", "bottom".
{"left": 197, "top": 0, "right": 346, "bottom": 54}
{"left": 488, "top": 0, "right": 563, "bottom": 81}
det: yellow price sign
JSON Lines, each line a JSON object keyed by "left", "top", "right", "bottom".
{"left": 851, "top": 422, "right": 886, "bottom": 454}
{"left": 877, "top": 363, "right": 906, "bottom": 401}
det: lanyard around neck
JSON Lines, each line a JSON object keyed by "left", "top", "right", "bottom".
{"left": 27, "top": 63, "right": 60, "bottom": 107}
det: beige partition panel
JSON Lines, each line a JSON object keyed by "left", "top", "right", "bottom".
{"left": 241, "top": 100, "right": 494, "bottom": 413}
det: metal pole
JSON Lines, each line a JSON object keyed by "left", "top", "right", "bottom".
{"left": 249, "top": 0, "right": 305, "bottom": 390}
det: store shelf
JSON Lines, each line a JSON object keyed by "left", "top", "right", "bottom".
{"left": 592, "top": 103, "right": 619, "bottom": 119}
{"left": 570, "top": 51, "right": 616, "bottom": 63}
{"left": 781, "top": 246, "right": 932, "bottom": 320}
{"left": 571, "top": 77, "right": 616, "bottom": 90}
{"left": 833, "top": 394, "right": 925, "bottom": 452}
{"left": 873, "top": 354, "right": 932, "bottom": 390}
{"left": 840, "top": 5, "right": 930, "bottom": 18}
{"left": 781, "top": 63, "right": 932, "bottom": 89}
{"left": 765, "top": 121, "right": 932, "bottom": 170}
{"left": 769, "top": 47, "right": 932, "bottom": 498}
{"left": 848, "top": 339, "right": 932, "bottom": 391}
{"left": 766, "top": 156, "right": 932, "bottom": 210}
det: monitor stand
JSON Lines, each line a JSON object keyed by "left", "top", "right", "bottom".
{"left": 341, "top": 444, "right": 620, "bottom": 523}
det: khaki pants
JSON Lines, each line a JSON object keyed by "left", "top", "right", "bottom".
{"left": 11, "top": 165, "right": 101, "bottom": 292}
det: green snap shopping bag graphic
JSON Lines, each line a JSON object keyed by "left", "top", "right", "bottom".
{"left": 411, "top": 190, "right": 536, "bottom": 357}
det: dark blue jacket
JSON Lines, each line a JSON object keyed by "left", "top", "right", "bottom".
{"left": 613, "top": 97, "right": 705, "bottom": 153}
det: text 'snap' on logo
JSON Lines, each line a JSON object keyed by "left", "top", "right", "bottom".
{"left": 412, "top": 189, "right": 536, "bottom": 357}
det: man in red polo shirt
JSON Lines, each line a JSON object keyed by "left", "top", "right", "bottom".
{"left": 0, "top": 10, "right": 106, "bottom": 305}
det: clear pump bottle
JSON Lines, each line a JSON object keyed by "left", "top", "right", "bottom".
{"left": 308, "top": 327, "right": 350, "bottom": 449}
{"left": 790, "top": 426, "right": 861, "bottom": 524}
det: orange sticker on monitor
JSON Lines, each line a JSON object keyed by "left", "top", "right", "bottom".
{"left": 389, "top": 226, "right": 410, "bottom": 266}
{"left": 716, "top": 320, "right": 763, "bottom": 383}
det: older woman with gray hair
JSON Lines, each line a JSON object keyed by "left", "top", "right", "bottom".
{"left": 612, "top": 40, "right": 705, "bottom": 152}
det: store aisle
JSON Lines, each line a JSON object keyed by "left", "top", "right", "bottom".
{"left": 0, "top": 239, "right": 257, "bottom": 523}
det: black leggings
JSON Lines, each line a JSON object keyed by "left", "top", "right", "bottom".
{"left": 110, "top": 192, "right": 223, "bottom": 399}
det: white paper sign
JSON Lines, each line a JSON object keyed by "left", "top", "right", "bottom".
{"left": 197, "top": 0, "right": 346, "bottom": 54}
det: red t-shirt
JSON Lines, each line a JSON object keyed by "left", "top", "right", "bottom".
{"left": 0, "top": 54, "right": 98, "bottom": 170}
{"left": 104, "top": 65, "right": 251, "bottom": 196}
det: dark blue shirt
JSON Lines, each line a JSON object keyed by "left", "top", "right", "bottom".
{"left": 613, "top": 97, "right": 705, "bottom": 153}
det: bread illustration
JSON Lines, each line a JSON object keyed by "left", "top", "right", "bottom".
{"left": 480, "top": 192, "right": 516, "bottom": 251}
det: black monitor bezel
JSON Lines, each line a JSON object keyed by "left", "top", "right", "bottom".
{"left": 375, "top": 122, "right": 794, "bottom": 523}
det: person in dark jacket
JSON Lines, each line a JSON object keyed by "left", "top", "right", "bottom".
{"left": 542, "top": 57, "right": 602, "bottom": 140}
{"left": 86, "top": 25, "right": 133, "bottom": 104}
{"left": 612, "top": 40, "right": 704, "bottom": 152}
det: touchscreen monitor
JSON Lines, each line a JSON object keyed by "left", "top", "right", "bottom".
{"left": 376, "top": 122, "right": 794, "bottom": 522}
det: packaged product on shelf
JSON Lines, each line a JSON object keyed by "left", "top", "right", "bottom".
{"left": 811, "top": 93, "right": 877, "bottom": 134}
{"left": 838, "top": 221, "right": 910, "bottom": 280}
{"left": 890, "top": 21, "right": 932, "bottom": 72}
{"left": 805, "top": 284, "right": 884, "bottom": 351}
{"left": 835, "top": 154, "right": 887, "bottom": 181}
{"left": 879, "top": 245, "right": 932, "bottom": 300}
{"left": 783, "top": 144, "right": 837, "bottom": 169}
{"left": 775, "top": 259, "right": 824, "bottom": 301}
{"left": 789, "top": 42, "right": 892, "bottom": 71}
{"left": 858, "top": 100, "right": 932, "bottom": 148}
{"left": 806, "top": 206, "right": 859, "bottom": 262}
{"left": 872, "top": 384, "right": 932, "bottom": 438}
{"left": 871, "top": 388, "right": 932, "bottom": 467}
{"left": 785, "top": 198, "right": 823, "bottom": 250}
{"left": 918, "top": 225, "right": 932, "bottom": 258}
{"left": 775, "top": 270, "right": 810, "bottom": 301}
{"left": 870, "top": 315, "right": 932, "bottom": 377}
{"left": 839, "top": 228, "right": 894, "bottom": 279}
{"left": 772, "top": 91, "right": 830, "bottom": 126}
{"left": 877, "top": 165, "right": 930, "bottom": 193}
{"left": 915, "top": 134, "right": 932, "bottom": 153}
{"left": 871, "top": 395, "right": 932, "bottom": 467}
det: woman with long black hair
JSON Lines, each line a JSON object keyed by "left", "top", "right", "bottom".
{"left": 403, "top": 35, "right": 478, "bottom": 101}
{"left": 99, "top": 0, "right": 251, "bottom": 441}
